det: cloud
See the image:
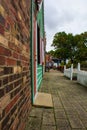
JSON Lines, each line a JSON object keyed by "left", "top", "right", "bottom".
{"left": 44, "top": 0, "right": 87, "bottom": 51}
{"left": 44, "top": 3, "right": 58, "bottom": 30}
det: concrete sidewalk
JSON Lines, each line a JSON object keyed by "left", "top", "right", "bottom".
{"left": 25, "top": 70, "right": 87, "bottom": 130}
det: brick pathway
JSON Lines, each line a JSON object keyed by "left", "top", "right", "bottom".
{"left": 25, "top": 70, "right": 87, "bottom": 130}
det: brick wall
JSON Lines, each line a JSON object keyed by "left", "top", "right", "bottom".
{"left": 0, "top": 0, "right": 31, "bottom": 130}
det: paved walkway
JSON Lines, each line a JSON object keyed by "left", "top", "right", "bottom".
{"left": 25, "top": 70, "right": 87, "bottom": 130}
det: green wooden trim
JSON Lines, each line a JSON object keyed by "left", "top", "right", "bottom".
{"left": 30, "top": 0, "right": 34, "bottom": 104}
{"left": 37, "top": 65, "right": 43, "bottom": 90}
{"left": 37, "top": 2, "right": 44, "bottom": 38}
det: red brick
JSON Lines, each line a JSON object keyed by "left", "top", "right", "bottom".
{"left": 13, "top": 52, "right": 19, "bottom": 59}
{"left": 0, "top": 79, "right": 2, "bottom": 87}
{"left": 10, "top": 117, "right": 19, "bottom": 130}
{"left": 1, "top": 94, "right": 10, "bottom": 109}
{"left": 0, "top": 88, "right": 4, "bottom": 98}
{"left": 0, "top": 68, "right": 4, "bottom": 76}
{"left": 3, "top": 76, "right": 8, "bottom": 85}
{"left": 8, "top": 42, "right": 16, "bottom": 50}
{"left": 6, "top": 58, "right": 16, "bottom": 66}
{"left": 16, "top": 46, "right": 21, "bottom": 53}
{"left": 6, "top": 84, "right": 13, "bottom": 93}
{"left": 5, "top": 94, "right": 19, "bottom": 113}
{"left": 0, "top": 46, "right": 11, "bottom": 56}
{"left": 6, "top": 15, "right": 14, "bottom": 26}
{"left": 0, "top": 1, "right": 31, "bottom": 130}
{"left": 0, "top": 56, "right": 5, "bottom": 65}
{"left": 5, "top": 20, "right": 10, "bottom": 31}
{"left": 1, "top": 114, "right": 10, "bottom": 130}
{"left": 0, "top": 14, "right": 5, "bottom": 26}
{"left": 20, "top": 55, "right": 27, "bottom": 61}
{"left": 18, "top": 122, "right": 25, "bottom": 130}
{"left": 0, "top": 24, "right": 4, "bottom": 35}
{"left": 4, "top": 67, "right": 13, "bottom": 74}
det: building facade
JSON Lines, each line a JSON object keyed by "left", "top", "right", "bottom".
{"left": 31, "top": 0, "right": 45, "bottom": 103}
{"left": 0, "top": 0, "right": 45, "bottom": 130}
{"left": 0, "top": 1, "right": 31, "bottom": 130}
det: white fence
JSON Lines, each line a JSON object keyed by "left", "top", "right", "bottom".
{"left": 77, "top": 70, "right": 87, "bottom": 87}
{"left": 64, "top": 63, "right": 87, "bottom": 87}
{"left": 64, "top": 64, "right": 77, "bottom": 80}
{"left": 64, "top": 67, "right": 71, "bottom": 79}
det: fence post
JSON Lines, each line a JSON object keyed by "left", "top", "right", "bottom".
{"left": 64, "top": 65, "right": 66, "bottom": 75}
{"left": 70, "top": 64, "right": 73, "bottom": 80}
{"left": 78, "top": 63, "right": 80, "bottom": 71}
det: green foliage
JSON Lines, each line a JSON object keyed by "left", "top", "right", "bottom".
{"left": 47, "top": 50, "right": 55, "bottom": 56}
{"left": 81, "top": 61, "right": 87, "bottom": 68}
{"left": 60, "top": 61, "right": 64, "bottom": 66}
{"left": 66, "top": 61, "right": 72, "bottom": 68}
{"left": 51, "top": 31, "right": 87, "bottom": 64}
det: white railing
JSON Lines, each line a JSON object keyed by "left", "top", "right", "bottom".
{"left": 64, "top": 64, "right": 77, "bottom": 80}
{"left": 64, "top": 63, "right": 87, "bottom": 87}
{"left": 77, "top": 63, "right": 87, "bottom": 87}
{"left": 64, "top": 67, "right": 71, "bottom": 79}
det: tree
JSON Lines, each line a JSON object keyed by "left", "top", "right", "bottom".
{"left": 74, "top": 32, "right": 87, "bottom": 62}
{"left": 50, "top": 31, "right": 87, "bottom": 64}
{"left": 51, "top": 32, "right": 76, "bottom": 64}
{"left": 47, "top": 50, "right": 55, "bottom": 57}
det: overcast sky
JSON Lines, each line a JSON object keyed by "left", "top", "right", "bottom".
{"left": 44, "top": 0, "right": 87, "bottom": 51}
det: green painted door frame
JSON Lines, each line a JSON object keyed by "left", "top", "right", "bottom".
{"left": 30, "top": 0, "right": 45, "bottom": 104}
{"left": 30, "top": 0, "right": 34, "bottom": 104}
